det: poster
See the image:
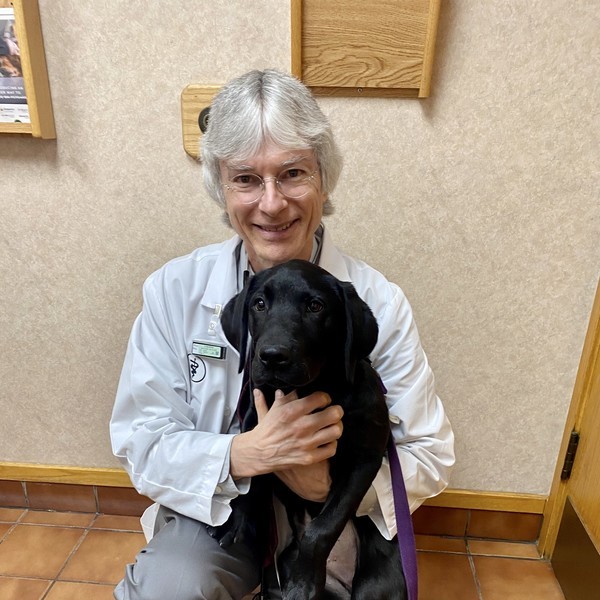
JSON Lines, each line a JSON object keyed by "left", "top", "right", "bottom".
{"left": 0, "top": 7, "right": 30, "bottom": 124}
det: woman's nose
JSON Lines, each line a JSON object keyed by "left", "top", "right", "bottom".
{"left": 258, "top": 179, "right": 288, "bottom": 214}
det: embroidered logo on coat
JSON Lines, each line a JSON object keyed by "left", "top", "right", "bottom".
{"left": 188, "top": 354, "right": 207, "bottom": 383}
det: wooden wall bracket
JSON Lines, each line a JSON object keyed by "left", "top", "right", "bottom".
{"left": 180, "top": 84, "right": 220, "bottom": 160}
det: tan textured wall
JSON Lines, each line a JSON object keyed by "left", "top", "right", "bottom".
{"left": 0, "top": 0, "right": 598, "bottom": 496}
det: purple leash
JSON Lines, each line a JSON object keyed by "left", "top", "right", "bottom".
{"left": 388, "top": 434, "right": 419, "bottom": 600}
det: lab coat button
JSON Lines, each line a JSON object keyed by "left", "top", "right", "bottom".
{"left": 215, "top": 485, "right": 223, "bottom": 494}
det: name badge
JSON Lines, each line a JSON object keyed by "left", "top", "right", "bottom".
{"left": 192, "top": 341, "right": 227, "bottom": 360}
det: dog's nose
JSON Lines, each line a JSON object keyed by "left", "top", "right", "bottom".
{"left": 258, "top": 345, "right": 291, "bottom": 367}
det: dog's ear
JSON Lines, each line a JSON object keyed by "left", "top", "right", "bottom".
{"left": 341, "top": 282, "right": 379, "bottom": 382}
{"left": 221, "top": 280, "right": 253, "bottom": 373}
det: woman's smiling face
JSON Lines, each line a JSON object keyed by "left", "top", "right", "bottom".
{"left": 221, "top": 145, "right": 326, "bottom": 272}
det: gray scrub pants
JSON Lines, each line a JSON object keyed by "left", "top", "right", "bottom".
{"left": 113, "top": 506, "right": 281, "bottom": 600}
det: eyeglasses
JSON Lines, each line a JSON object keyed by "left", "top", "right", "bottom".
{"left": 223, "top": 168, "right": 319, "bottom": 204}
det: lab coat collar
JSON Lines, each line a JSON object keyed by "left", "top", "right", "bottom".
{"left": 200, "top": 225, "right": 351, "bottom": 309}
{"left": 318, "top": 226, "right": 352, "bottom": 282}
{"left": 200, "top": 235, "right": 243, "bottom": 309}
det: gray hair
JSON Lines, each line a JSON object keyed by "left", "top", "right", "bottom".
{"left": 201, "top": 69, "right": 343, "bottom": 221}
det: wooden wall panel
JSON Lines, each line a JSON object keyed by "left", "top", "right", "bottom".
{"left": 291, "top": 0, "right": 440, "bottom": 97}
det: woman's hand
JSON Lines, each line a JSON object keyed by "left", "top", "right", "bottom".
{"left": 230, "top": 388, "right": 343, "bottom": 502}
{"left": 272, "top": 454, "right": 332, "bottom": 502}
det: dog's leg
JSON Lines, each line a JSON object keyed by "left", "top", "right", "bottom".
{"left": 206, "top": 475, "right": 270, "bottom": 550}
{"left": 351, "top": 516, "right": 407, "bottom": 600}
{"left": 280, "top": 457, "right": 382, "bottom": 600}
{"left": 207, "top": 404, "right": 269, "bottom": 549}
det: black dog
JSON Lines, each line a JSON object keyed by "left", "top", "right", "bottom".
{"left": 215, "top": 259, "right": 406, "bottom": 600}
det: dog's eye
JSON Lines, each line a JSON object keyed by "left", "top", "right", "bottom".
{"left": 307, "top": 299, "right": 324, "bottom": 313}
{"left": 253, "top": 298, "right": 266, "bottom": 311}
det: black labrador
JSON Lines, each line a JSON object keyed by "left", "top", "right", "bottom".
{"left": 214, "top": 259, "right": 406, "bottom": 600}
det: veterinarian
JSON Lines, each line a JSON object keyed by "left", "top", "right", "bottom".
{"left": 110, "top": 69, "right": 455, "bottom": 600}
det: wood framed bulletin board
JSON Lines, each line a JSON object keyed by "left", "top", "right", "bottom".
{"left": 0, "top": 0, "right": 55, "bottom": 138}
{"left": 291, "top": 0, "right": 441, "bottom": 98}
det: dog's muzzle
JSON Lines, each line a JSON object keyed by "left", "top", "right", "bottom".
{"left": 252, "top": 343, "right": 314, "bottom": 389}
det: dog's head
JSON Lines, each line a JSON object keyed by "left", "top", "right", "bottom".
{"left": 221, "top": 260, "right": 378, "bottom": 389}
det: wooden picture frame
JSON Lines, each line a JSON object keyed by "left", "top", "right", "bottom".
{"left": 291, "top": 0, "right": 441, "bottom": 98}
{"left": 0, "top": 0, "right": 55, "bottom": 138}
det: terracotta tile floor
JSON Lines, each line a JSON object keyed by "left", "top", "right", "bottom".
{"left": 0, "top": 508, "right": 566, "bottom": 599}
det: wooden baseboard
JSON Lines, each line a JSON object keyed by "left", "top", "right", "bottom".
{"left": 0, "top": 462, "right": 547, "bottom": 514}
{"left": 424, "top": 488, "right": 547, "bottom": 514}
{"left": 0, "top": 462, "right": 131, "bottom": 487}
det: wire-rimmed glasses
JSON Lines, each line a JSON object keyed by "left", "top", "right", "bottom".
{"left": 223, "top": 168, "right": 319, "bottom": 204}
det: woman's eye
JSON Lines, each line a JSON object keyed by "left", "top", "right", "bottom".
{"left": 232, "top": 174, "right": 259, "bottom": 187}
{"left": 308, "top": 299, "right": 324, "bottom": 313}
{"left": 253, "top": 298, "right": 266, "bottom": 311}
{"left": 280, "top": 168, "right": 304, "bottom": 180}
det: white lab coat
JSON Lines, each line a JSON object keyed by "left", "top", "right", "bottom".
{"left": 110, "top": 227, "right": 455, "bottom": 542}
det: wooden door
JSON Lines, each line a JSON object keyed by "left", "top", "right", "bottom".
{"left": 539, "top": 279, "right": 600, "bottom": 598}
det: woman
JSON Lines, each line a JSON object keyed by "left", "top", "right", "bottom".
{"left": 111, "top": 69, "right": 454, "bottom": 599}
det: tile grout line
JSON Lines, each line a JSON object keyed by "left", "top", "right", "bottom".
{"left": 93, "top": 485, "right": 100, "bottom": 513}
{"left": 40, "top": 580, "right": 56, "bottom": 600}
{"left": 21, "top": 481, "right": 30, "bottom": 509}
{"left": 466, "top": 539, "right": 485, "bottom": 600}
{"left": 41, "top": 525, "right": 92, "bottom": 599}
{"left": 0, "top": 521, "right": 19, "bottom": 544}
{"left": 90, "top": 511, "right": 101, "bottom": 528}
{"left": 1, "top": 511, "right": 143, "bottom": 532}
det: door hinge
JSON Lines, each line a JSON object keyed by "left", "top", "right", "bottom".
{"left": 561, "top": 430, "right": 580, "bottom": 480}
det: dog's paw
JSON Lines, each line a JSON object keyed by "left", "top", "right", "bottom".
{"left": 206, "top": 523, "right": 236, "bottom": 547}
{"left": 281, "top": 564, "right": 326, "bottom": 600}
{"left": 281, "top": 579, "right": 320, "bottom": 600}
{"left": 206, "top": 514, "right": 250, "bottom": 548}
